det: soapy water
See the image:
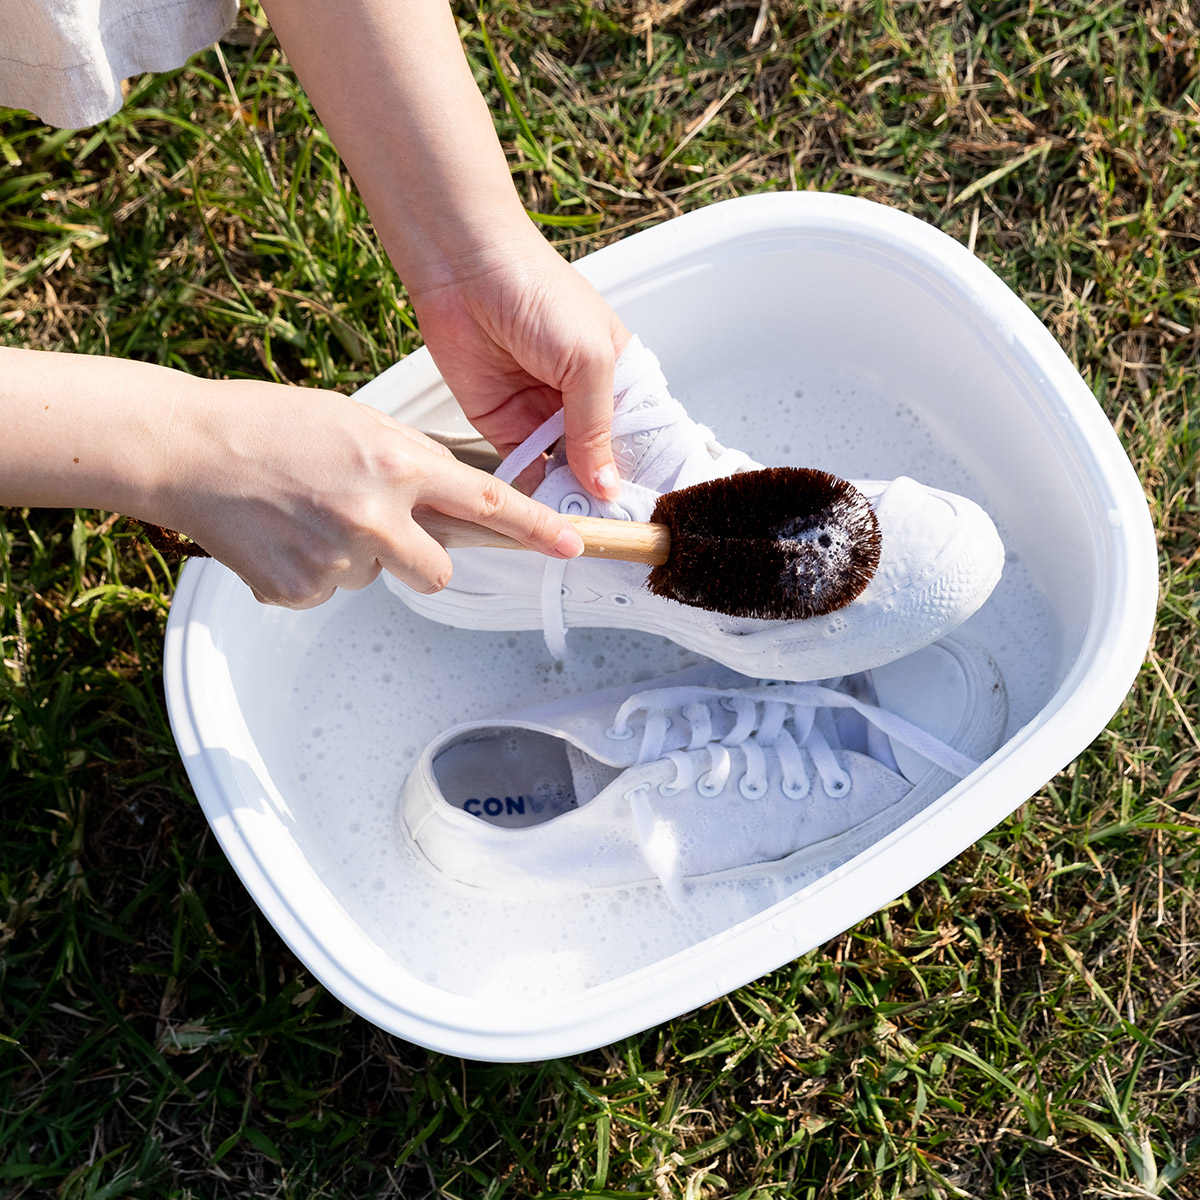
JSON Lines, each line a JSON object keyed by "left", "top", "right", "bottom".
{"left": 280, "top": 362, "right": 1062, "bottom": 1003}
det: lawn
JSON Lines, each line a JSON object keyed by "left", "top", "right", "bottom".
{"left": 1, "top": 1, "right": 1198, "bottom": 1196}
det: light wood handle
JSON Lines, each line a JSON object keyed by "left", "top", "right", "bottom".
{"left": 413, "top": 511, "right": 671, "bottom": 566}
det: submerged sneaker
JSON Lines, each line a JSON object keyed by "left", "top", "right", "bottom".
{"left": 400, "top": 636, "right": 1008, "bottom": 903}
{"left": 384, "top": 337, "right": 1004, "bottom": 681}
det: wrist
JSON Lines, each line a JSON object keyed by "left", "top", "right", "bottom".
{"left": 148, "top": 376, "right": 283, "bottom": 535}
{"left": 372, "top": 172, "right": 543, "bottom": 299}
{"left": 400, "top": 215, "right": 559, "bottom": 308}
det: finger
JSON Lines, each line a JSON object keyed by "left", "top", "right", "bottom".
{"left": 247, "top": 552, "right": 380, "bottom": 606}
{"left": 335, "top": 558, "right": 384, "bottom": 593}
{"left": 511, "top": 455, "right": 548, "bottom": 496}
{"left": 286, "top": 585, "right": 339, "bottom": 610}
{"left": 418, "top": 455, "right": 584, "bottom": 559}
{"left": 241, "top": 548, "right": 351, "bottom": 610}
{"left": 375, "top": 519, "right": 458, "bottom": 595}
{"left": 560, "top": 342, "right": 620, "bottom": 502}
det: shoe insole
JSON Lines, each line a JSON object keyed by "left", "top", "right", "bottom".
{"left": 433, "top": 730, "right": 620, "bottom": 829}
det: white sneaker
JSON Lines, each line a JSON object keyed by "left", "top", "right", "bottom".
{"left": 385, "top": 338, "right": 1004, "bottom": 681}
{"left": 400, "top": 636, "right": 1008, "bottom": 904}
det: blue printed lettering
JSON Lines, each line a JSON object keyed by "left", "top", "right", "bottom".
{"left": 464, "top": 796, "right": 528, "bottom": 817}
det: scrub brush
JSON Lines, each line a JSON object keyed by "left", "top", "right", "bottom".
{"left": 415, "top": 466, "right": 881, "bottom": 621}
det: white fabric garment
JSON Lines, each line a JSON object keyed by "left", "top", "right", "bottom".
{"left": 0, "top": 0, "right": 238, "bottom": 128}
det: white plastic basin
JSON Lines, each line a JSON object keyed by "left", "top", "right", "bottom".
{"left": 164, "top": 193, "right": 1157, "bottom": 1062}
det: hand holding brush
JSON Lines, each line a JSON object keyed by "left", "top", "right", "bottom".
{"left": 414, "top": 466, "right": 881, "bottom": 621}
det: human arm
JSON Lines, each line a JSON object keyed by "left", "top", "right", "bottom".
{"left": 256, "top": 0, "right": 629, "bottom": 499}
{"left": 0, "top": 347, "right": 583, "bottom": 607}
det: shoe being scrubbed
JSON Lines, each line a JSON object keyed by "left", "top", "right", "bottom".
{"left": 384, "top": 337, "right": 1004, "bottom": 681}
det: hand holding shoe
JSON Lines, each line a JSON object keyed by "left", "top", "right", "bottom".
{"left": 409, "top": 232, "right": 631, "bottom": 502}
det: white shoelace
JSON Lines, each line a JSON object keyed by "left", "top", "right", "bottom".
{"left": 494, "top": 359, "right": 753, "bottom": 661}
{"left": 606, "top": 680, "right": 979, "bottom": 800}
{"left": 606, "top": 679, "right": 978, "bottom": 904}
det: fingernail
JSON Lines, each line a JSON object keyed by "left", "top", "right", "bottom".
{"left": 554, "top": 527, "right": 585, "bottom": 558}
{"left": 595, "top": 465, "right": 620, "bottom": 497}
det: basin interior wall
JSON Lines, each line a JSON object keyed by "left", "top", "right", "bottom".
{"left": 606, "top": 232, "right": 1102, "bottom": 679}
{"left": 169, "top": 200, "right": 1150, "bottom": 1056}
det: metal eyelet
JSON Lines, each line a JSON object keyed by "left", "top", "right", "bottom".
{"left": 560, "top": 492, "right": 590, "bottom": 516}
{"left": 783, "top": 779, "right": 809, "bottom": 800}
{"left": 611, "top": 594, "right": 632, "bottom": 607}
{"left": 824, "top": 775, "right": 851, "bottom": 798}
{"left": 560, "top": 584, "right": 571, "bottom": 598}
{"left": 697, "top": 773, "right": 722, "bottom": 797}
{"left": 738, "top": 776, "right": 768, "bottom": 800}
{"left": 606, "top": 724, "right": 634, "bottom": 741}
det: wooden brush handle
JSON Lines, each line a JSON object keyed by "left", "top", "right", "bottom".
{"left": 414, "top": 511, "right": 671, "bottom": 565}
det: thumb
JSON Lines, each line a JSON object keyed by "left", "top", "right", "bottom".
{"left": 560, "top": 337, "right": 626, "bottom": 501}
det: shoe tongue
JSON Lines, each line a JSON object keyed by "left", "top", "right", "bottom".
{"left": 609, "top": 338, "right": 676, "bottom": 484}
{"left": 869, "top": 645, "right": 968, "bottom": 783}
{"left": 564, "top": 743, "right": 624, "bottom": 805}
{"left": 824, "top": 672, "right": 899, "bottom": 772}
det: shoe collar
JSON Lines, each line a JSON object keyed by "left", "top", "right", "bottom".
{"left": 495, "top": 336, "right": 754, "bottom": 496}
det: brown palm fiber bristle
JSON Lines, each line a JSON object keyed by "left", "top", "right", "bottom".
{"left": 648, "top": 467, "right": 881, "bottom": 621}
{"left": 129, "top": 519, "right": 211, "bottom": 561}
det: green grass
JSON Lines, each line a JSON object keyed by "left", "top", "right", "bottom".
{"left": 2, "top": 1, "right": 1199, "bottom": 1196}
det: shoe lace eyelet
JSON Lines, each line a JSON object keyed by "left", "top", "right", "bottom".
{"left": 610, "top": 593, "right": 633, "bottom": 607}
{"left": 658, "top": 781, "right": 684, "bottom": 797}
{"left": 783, "top": 779, "right": 809, "bottom": 800}
{"left": 606, "top": 724, "right": 634, "bottom": 741}
{"left": 738, "top": 776, "right": 767, "bottom": 800}
{"left": 560, "top": 584, "right": 571, "bottom": 598}
{"left": 560, "top": 492, "right": 590, "bottom": 516}
{"left": 696, "top": 773, "right": 722, "bottom": 797}
{"left": 824, "top": 775, "right": 850, "bottom": 798}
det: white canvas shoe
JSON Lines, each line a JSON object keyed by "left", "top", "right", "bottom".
{"left": 400, "top": 636, "right": 1008, "bottom": 903}
{"left": 384, "top": 338, "right": 1004, "bottom": 681}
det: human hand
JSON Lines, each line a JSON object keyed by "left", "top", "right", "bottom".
{"left": 257, "top": 0, "right": 632, "bottom": 495}
{"left": 409, "top": 233, "right": 630, "bottom": 500}
{"left": 157, "top": 379, "right": 584, "bottom": 608}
